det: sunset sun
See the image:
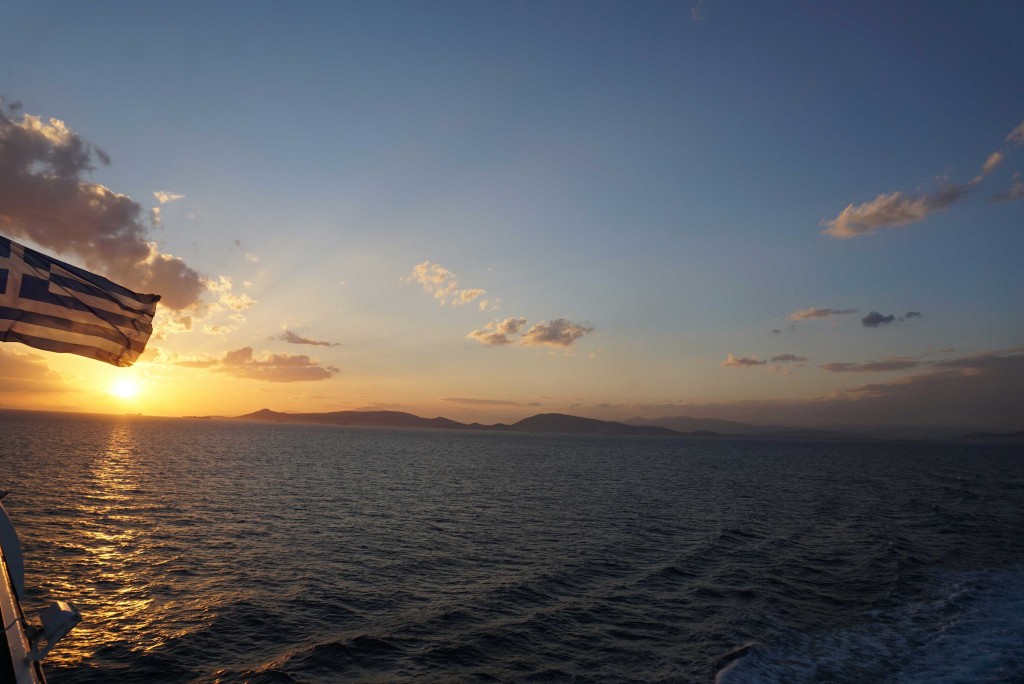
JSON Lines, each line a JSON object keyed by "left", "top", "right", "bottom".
{"left": 109, "top": 378, "right": 140, "bottom": 400}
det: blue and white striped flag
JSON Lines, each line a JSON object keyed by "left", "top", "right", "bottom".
{"left": 0, "top": 234, "right": 159, "bottom": 367}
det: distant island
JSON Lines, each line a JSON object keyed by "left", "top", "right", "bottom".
{"left": 229, "top": 408, "right": 895, "bottom": 441}
{"left": 235, "top": 409, "right": 685, "bottom": 437}
{"left": 223, "top": 409, "right": 1024, "bottom": 443}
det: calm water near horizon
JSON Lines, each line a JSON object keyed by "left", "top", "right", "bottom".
{"left": 0, "top": 410, "right": 1022, "bottom": 682}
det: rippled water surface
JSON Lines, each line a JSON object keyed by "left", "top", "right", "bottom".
{"left": 1, "top": 410, "right": 1022, "bottom": 682}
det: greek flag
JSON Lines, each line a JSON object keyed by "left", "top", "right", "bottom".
{"left": 0, "top": 234, "right": 159, "bottom": 367}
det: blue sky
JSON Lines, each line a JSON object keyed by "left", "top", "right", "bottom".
{"left": 0, "top": 1, "right": 1022, "bottom": 428}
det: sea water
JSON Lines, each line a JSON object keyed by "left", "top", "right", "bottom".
{"left": 0, "top": 410, "right": 1021, "bottom": 682}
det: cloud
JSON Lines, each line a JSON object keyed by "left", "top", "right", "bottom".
{"left": 981, "top": 151, "right": 1004, "bottom": 176}
{"left": 822, "top": 184, "right": 970, "bottom": 239}
{"left": 771, "top": 354, "right": 808, "bottom": 363}
{"left": 932, "top": 347, "right": 1024, "bottom": 370}
{"left": 0, "top": 348, "right": 68, "bottom": 394}
{"left": 467, "top": 317, "right": 527, "bottom": 346}
{"left": 1006, "top": 121, "right": 1024, "bottom": 145}
{"left": 772, "top": 329, "right": 782, "bottom": 335}
{"left": 632, "top": 348, "right": 1024, "bottom": 431}
{"left": 519, "top": 318, "right": 594, "bottom": 348}
{"left": 202, "top": 323, "right": 238, "bottom": 336}
{"left": 991, "top": 172, "right": 1024, "bottom": 203}
{"left": 821, "top": 358, "right": 920, "bottom": 373}
{"left": 823, "top": 120, "right": 1024, "bottom": 238}
{"left": 153, "top": 191, "right": 185, "bottom": 204}
{"left": 278, "top": 330, "right": 338, "bottom": 347}
{"left": 722, "top": 353, "right": 767, "bottom": 368}
{"left": 207, "top": 276, "right": 257, "bottom": 312}
{"left": 407, "top": 261, "right": 491, "bottom": 308}
{"left": 789, "top": 307, "right": 858, "bottom": 321}
{"left": 0, "top": 103, "right": 204, "bottom": 309}
{"left": 149, "top": 277, "right": 258, "bottom": 340}
{"left": 176, "top": 346, "right": 338, "bottom": 382}
{"left": 856, "top": 311, "right": 921, "bottom": 329}
{"left": 442, "top": 397, "right": 525, "bottom": 406}
{"left": 468, "top": 317, "right": 593, "bottom": 348}
{"left": 861, "top": 311, "right": 896, "bottom": 328}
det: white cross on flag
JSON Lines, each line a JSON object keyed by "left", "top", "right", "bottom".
{"left": 0, "top": 234, "right": 160, "bottom": 367}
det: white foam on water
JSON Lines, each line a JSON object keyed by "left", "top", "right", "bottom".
{"left": 716, "top": 566, "right": 1024, "bottom": 683}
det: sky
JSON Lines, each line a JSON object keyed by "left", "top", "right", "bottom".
{"left": 0, "top": 1, "right": 1022, "bottom": 430}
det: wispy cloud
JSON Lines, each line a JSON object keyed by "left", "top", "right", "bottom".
{"left": 821, "top": 358, "right": 920, "bottom": 373}
{"left": 442, "top": 397, "right": 526, "bottom": 407}
{"left": 278, "top": 330, "right": 339, "bottom": 347}
{"left": 722, "top": 354, "right": 767, "bottom": 368}
{"left": 153, "top": 190, "right": 185, "bottom": 204}
{"left": 991, "top": 172, "right": 1024, "bottom": 203}
{"left": 1007, "top": 121, "right": 1024, "bottom": 145}
{"left": 822, "top": 184, "right": 970, "bottom": 239}
{"left": 823, "top": 119, "right": 1024, "bottom": 238}
{"left": 631, "top": 348, "right": 1024, "bottom": 431}
{"left": 981, "top": 151, "right": 1004, "bottom": 176}
{"left": 933, "top": 346, "right": 1024, "bottom": 370}
{"left": 0, "top": 348, "right": 69, "bottom": 394}
{"left": 789, "top": 307, "right": 858, "bottom": 321}
{"left": 407, "top": 261, "right": 495, "bottom": 309}
{"left": 771, "top": 354, "right": 807, "bottom": 363}
{"left": 0, "top": 102, "right": 204, "bottom": 309}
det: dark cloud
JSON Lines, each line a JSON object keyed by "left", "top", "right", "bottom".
{"left": 903, "top": 311, "right": 922, "bottom": 320}
{"left": 821, "top": 358, "right": 919, "bottom": 373}
{"left": 789, "top": 307, "right": 858, "bottom": 321}
{"left": 176, "top": 346, "right": 338, "bottom": 382}
{"left": 278, "top": 330, "right": 339, "bottom": 347}
{"left": 0, "top": 102, "right": 204, "bottom": 309}
{"left": 771, "top": 354, "right": 808, "bottom": 363}
{"left": 519, "top": 319, "right": 594, "bottom": 348}
{"left": 861, "top": 311, "right": 896, "bottom": 328}
{"left": 991, "top": 172, "right": 1024, "bottom": 203}
{"left": 722, "top": 354, "right": 767, "bottom": 368}
{"left": 772, "top": 329, "right": 781, "bottom": 335}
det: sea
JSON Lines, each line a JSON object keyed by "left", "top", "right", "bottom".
{"left": 0, "top": 410, "right": 1022, "bottom": 683}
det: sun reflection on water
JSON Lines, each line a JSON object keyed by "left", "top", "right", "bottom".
{"left": 37, "top": 421, "right": 207, "bottom": 669}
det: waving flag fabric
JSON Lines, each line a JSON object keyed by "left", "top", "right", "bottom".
{"left": 0, "top": 234, "right": 160, "bottom": 367}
